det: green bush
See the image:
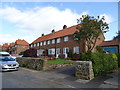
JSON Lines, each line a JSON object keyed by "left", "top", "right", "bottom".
{"left": 115, "top": 53, "right": 120, "bottom": 67}
{"left": 80, "top": 52, "right": 118, "bottom": 76}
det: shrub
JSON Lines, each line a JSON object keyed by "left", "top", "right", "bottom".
{"left": 96, "top": 46, "right": 103, "bottom": 53}
{"left": 58, "top": 54, "right": 65, "bottom": 59}
{"left": 52, "top": 56, "right": 56, "bottom": 60}
{"left": 19, "top": 51, "right": 24, "bottom": 55}
{"left": 80, "top": 52, "right": 118, "bottom": 76}
{"left": 72, "top": 53, "right": 81, "bottom": 60}
{"left": 23, "top": 48, "right": 37, "bottom": 57}
{"left": 67, "top": 50, "right": 81, "bottom": 60}
{"left": 67, "top": 50, "right": 73, "bottom": 58}
{"left": 115, "top": 53, "right": 120, "bottom": 67}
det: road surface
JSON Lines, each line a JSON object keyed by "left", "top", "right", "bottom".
{"left": 1, "top": 67, "right": 119, "bottom": 89}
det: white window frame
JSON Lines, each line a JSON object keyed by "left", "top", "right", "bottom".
{"left": 47, "top": 40, "right": 50, "bottom": 45}
{"left": 30, "top": 44, "right": 33, "bottom": 47}
{"left": 14, "top": 45, "right": 17, "bottom": 47}
{"left": 57, "top": 38, "right": 60, "bottom": 43}
{"left": 34, "top": 43, "right": 36, "bottom": 47}
{"left": 73, "top": 46, "right": 79, "bottom": 54}
{"left": 64, "top": 36, "right": 68, "bottom": 42}
{"left": 56, "top": 48, "right": 60, "bottom": 54}
{"left": 37, "top": 43, "right": 39, "bottom": 47}
{"left": 48, "top": 48, "right": 55, "bottom": 55}
{"left": 37, "top": 49, "right": 44, "bottom": 56}
{"left": 52, "top": 39, "right": 55, "bottom": 44}
{"left": 44, "top": 41, "right": 46, "bottom": 45}
{"left": 40, "top": 42, "right": 42, "bottom": 46}
{"left": 63, "top": 47, "right": 69, "bottom": 54}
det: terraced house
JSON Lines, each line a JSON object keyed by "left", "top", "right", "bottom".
{"left": 8, "top": 39, "right": 29, "bottom": 55}
{"left": 2, "top": 43, "right": 9, "bottom": 51}
{"left": 30, "top": 25, "right": 105, "bottom": 58}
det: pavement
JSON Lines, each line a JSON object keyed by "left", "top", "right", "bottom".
{"left": 1, "top": 65, "right": 119, "bottom": 89}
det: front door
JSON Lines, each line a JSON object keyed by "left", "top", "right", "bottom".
{"left": 56, "top": 48, "right": 60, "bottom": 58}
{"left": 63, "top": 47, "right": 69, "bottom": 58}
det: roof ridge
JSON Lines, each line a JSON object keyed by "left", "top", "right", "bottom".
{"left": 31, "top": 24, "right": 79, "bottom": 44}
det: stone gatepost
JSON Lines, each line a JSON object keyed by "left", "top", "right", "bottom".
{"left": 42, "top": 59, "right": 48, "bottom": 71}
{"left": 75, "top": 61, "right": 94, "bottom": 80}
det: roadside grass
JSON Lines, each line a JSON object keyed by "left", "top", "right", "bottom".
{"left": 47, "top": 60, "right": 76, "bottom": 64}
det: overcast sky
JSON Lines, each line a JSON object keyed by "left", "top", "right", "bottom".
{"left": 0, "top": 1, "right": 118, "bottom": 45}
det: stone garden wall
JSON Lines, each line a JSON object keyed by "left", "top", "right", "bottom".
{"left": 17, "top": 57, "right": 75, "bottom": 71}
{"left": 46, "top": 63, "right": 76, "bottom": 70}
{"left": 75, "top": 61, "right": 94, "bottom": 80}
{"left": 17, "top": 57, "right": 47, "bottom": 71}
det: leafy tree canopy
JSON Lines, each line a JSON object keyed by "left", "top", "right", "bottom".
{"left": 74, "top": 15, "right": 109, "bottom": 52}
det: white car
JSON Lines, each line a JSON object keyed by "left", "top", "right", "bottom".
{"left": 0, "top": 52, "right": 19, "bottom": 71}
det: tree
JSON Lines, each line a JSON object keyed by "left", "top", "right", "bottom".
{"left": 113, "top": 31, "right": 120, "bottom": 40}
{"left": 74, "top": 15, "right": 109, "bottom": 52}
{"left": 23, "top": 48, "right": 37, "bottom": 57}
{"left": 19, "top": 51, "right": 24, "bottom": 55}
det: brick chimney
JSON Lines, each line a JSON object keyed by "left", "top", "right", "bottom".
{"left": 63, "top": 25, "right": 67, "bottom": 29}
{"left": 41, "top": 34, "right": 44, "bottom": 36}
{"left": 51, "top": 29, "right": 55, "bottom": 33}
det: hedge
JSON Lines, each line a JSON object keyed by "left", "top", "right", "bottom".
{"left": 80, "top": 52, "right": 118, "bottom": 76}
{"left": 115, "top": 53, "right": 120, "bottom": 67}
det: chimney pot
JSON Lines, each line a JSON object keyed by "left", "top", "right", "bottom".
{"left": 42, "top": 34, "right": 44, "bottom": 36}
{"left": 51, "top": 29, "right": 55, "bottom": 33}
{"left": 63, "top": 25, "right": 67, "bottom": 29}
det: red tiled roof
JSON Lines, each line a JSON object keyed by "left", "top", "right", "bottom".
{"left": 9, "top": 43, "right": 15, "bottom": 47}
{"left": 15, "top": 39, "right": 29, "bottom": 45}
{"left": 31, "top": 25, "right": 80, "bottom": 44}
{"left": 98, "top": 40, "right": 119, "bottom": 46}
{"left": 2, "top": 43, "right": 9, "bottom": 47}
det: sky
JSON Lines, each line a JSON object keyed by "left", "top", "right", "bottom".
{"left": 0, "top": 1, "right": 119, "bottom": 45}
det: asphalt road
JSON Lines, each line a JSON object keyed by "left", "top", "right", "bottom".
{"left": 1, "top": 66, "right": 119, "bottom": 89}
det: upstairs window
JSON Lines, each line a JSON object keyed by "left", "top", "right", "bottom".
{"left": 57, "top": 38, "right": 60, "bottom": 43}
{"left": 44, "top": 41, "right": 46, "bottom": 45}
{"left": 37, "top": 43, "right": 39, "bottom": 47}
{"left": 64, "top": 36, "right": 68, "bottom": 42}
{"left": 31, "top": 44, "right": 33, "bottom": 47}
{"left": 14, "top": 45, "right": 17, "bottom": 47}
{"left": 34, "top": 43, "right": 36, "bottom": 47}
{"left": 40, "top": 42, "right": 42, "bottom": 46}
{"left": 47, "top": 40, "right": 50, "bottom": 45}
{"left": 52, "top": 39, "right": 55, "bottom": 44}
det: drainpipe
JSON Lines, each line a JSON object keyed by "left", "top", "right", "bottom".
{"left": 55, "top": 38, "right": 57, "bottom": 57}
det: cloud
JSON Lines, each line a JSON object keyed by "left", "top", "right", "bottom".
{"left": 0, "top": 6, "right": 88, "bottom": 44}
{"left": 0, "top": 6, "right": 113, "bottom": 44}
{"left": 0, "top": 6, "right": 87, "bottom": 33}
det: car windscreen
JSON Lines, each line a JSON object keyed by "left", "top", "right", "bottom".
{"left": 0, "top": 56, "right": 15, "bottom": 61}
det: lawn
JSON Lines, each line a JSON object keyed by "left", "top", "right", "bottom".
{"left": 47, "top": 60, "right": 76, "bottom": 64}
